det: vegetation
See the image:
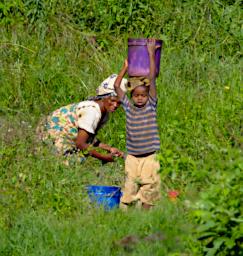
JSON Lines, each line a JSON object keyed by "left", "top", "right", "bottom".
{"left": 0, "top": 0, "right": 242, "bottom": 255}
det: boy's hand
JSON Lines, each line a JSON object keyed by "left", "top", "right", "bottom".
{"left": 123, "top": 59, "right": 128, "bottom": 70}
{"left": 114, "top": 59, "right": 128, "bottom": 100}
{"left": 147, "top": 38, "right": 160, "bottom": 98}
{"left": 147, "top": 38, "right": 161, "bottom": 55}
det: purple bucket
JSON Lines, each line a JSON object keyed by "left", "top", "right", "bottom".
{"left": 128, "top": 38, "right": 162, "bottom": 77}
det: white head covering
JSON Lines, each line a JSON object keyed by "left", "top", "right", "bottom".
{"left": 96, "top": 74, "right": 127, "bottom": 97}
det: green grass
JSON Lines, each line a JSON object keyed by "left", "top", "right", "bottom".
{"left": 1, "top": 202, "right": 197, "bottom": 256}
{"left": 0, "top": 1, "right": 242, "bottom": 255}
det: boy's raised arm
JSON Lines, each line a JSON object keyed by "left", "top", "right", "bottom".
{"left": 147, "top": 38, "right": 158, "bottom": 98}
{"left": 114, "top": 59, "right": 128, "bottom": 100}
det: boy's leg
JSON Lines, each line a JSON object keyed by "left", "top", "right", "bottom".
{"left": 139, "top": 154, "right": 161, "bottom": 206}
{"left": 120, "top": 155, "right": 139, "bottom": 207}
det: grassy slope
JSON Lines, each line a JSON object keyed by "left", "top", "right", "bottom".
{"left": 0, "top": 1, "right": 242, "bottom": 255}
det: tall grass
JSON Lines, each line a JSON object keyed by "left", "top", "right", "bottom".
{"left": 0, "top": 1, "right": 242, "bottom": 255}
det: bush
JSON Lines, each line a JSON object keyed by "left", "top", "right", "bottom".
{"left": 193, "top": 151, "right": 243, "bottom": 255}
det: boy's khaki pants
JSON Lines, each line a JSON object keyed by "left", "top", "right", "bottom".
{"left": 120, "top": 154, "right": 161, "bottom": 207}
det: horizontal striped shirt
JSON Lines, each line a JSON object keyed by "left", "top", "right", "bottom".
{"left": 121, "top": 95, "right": 160, "bottom": 156}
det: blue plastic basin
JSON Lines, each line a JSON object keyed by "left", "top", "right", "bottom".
{"left": 87, "top": 185, "right": 122, "bottom": 210}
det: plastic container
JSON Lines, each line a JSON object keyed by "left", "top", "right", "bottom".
{"left": 87, "top": 185, "right": 122, "bottom": 210}
{"left": 128, "top": 38, "right": 162, "bottom": 77}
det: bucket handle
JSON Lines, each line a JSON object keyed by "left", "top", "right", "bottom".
{"left": 87, "top": 187, "right": 121, "bottom": 199}
{"left": 104, "top": 188, "right": 121, "bottom": 199}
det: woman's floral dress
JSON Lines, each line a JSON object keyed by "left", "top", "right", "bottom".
{"left": 38, "top": 101, "right": 108, "bottom": 163}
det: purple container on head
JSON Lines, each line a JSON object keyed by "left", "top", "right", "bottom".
{"left": 128, "top": 38, "right": 162, "bottom": 77}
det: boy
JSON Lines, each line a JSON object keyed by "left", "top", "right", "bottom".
{"left": 114, "top": 38, "right": 161, "bottom": 209}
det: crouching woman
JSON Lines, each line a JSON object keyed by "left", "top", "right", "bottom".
{"left": 37, "top": 74, "right": 127, "bottom": 164}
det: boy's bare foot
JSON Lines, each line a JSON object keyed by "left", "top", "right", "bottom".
{"left": 120, "top": 202, "right": 129, "bottom": 211}
{"left": 142, "top": 203, "right": 153, "bottom": 210}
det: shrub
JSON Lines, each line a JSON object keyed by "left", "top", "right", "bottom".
{"left": 193, "top": 152, "right": 243, "bottom": 255}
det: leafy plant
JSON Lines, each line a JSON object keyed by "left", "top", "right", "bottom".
{"left": 0, "top": 0, "right": 242, "bottom": 254}
{"left": 194, "top": 153, "right": 243, "bottom": 255}
{"left": 0, "top": 0, "right": 25, "bottom": 26}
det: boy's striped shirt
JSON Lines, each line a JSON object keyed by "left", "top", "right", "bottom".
{"left": 121, "top": 95, "right": 160, "bottom": 156}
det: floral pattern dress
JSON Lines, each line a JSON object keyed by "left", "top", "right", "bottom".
{"left": 39, "top": 101, "right": 108, "bottom": 162}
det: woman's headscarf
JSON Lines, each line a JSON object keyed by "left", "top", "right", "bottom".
{"left": 89, "top": 74, "right": 128, "bottom": 100}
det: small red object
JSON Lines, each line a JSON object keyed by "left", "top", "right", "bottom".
{"left": 168, "top": 190, "right": 180, "bottom": 201}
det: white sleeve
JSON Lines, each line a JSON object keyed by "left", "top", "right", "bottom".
{"left": 77, "top": 106, "right": 100, "bottom": 134}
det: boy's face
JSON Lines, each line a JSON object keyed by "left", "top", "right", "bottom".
{"left": 131, "top": 86, "right": 149, "bottom": 107}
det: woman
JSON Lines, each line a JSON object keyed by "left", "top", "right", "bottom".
{"left": 38, "top": 74, "right": 127, "bottom": 164}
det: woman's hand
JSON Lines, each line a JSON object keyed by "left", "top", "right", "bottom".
{"left": 99, "top": 143, "right": 124, "bottom": 158}
{"left": 102, "top": 153, "right": 114, "bottom": 162}
{"left": 110, "top": 147, "right": 124, "bottom": 158}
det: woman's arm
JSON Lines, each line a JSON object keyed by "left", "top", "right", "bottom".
{"left": 98, "top": 142, "right": 124, "bottom": 157}
{"left": 76, "top": 129, "right": 114, "bottom": 162}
